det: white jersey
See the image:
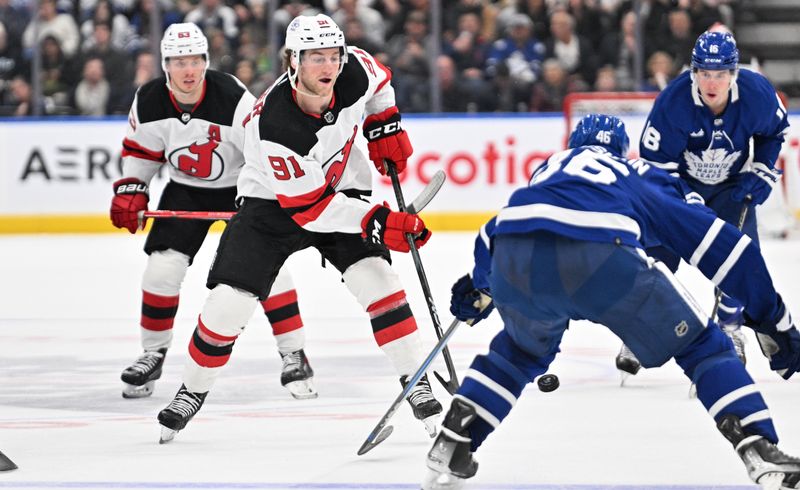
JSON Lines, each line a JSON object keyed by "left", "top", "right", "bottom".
{"left": 121, "top": 70, "right": 256, "bottom": 189}
{"left": 238, "top": 46, "right": 396, "bottom": 233}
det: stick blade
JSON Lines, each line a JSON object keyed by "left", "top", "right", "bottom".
{"left": 357, "top": 425, "right": 394, "bottom": 456}
{"left": 407, "top": 170, "right": 446, "bottom": 215}
{"left": 0, "top": 450, "right": 18, "bottom": 471}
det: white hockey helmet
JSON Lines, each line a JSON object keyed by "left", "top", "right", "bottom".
{"left": 160, "top": 22, "right": 209, "bottom": 79}
{"left": 285, "top": 14, "right": 347, "bottom": 72}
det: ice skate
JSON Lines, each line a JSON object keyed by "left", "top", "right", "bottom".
{"left": 120, "top": 348, "right": 166, "bottom": 398}
{"left": 280, "top": 349, "right": 317, "bottom": 400}
{"left": 401, "top": 374, "right": 442, "bottom": 437}
{"left": 157, "top": 384, "right": 207, "bottom": 444}
{"left": 717, "top": 414, "right": 800, "bottom": 489}
{"left": 423, "top": 398, "right": 479, "bottom": 490}
{"left": 615, "top": 343, "right": 641, "bottom": 386}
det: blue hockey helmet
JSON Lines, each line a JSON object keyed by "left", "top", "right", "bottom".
{"left": 567, "top": 114, "right": 630, "bottom": 156}
{"left": 691, "top": 31, "right": 738, "bottom": 71}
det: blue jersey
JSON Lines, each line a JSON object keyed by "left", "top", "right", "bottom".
{"left": 639, "top": 69, "right": 788, "bottom": 191}
{"left": 473, "top": 145, "right": 785, "bottom": 329}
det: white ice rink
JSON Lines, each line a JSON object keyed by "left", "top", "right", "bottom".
{"left": 0, "top": 231, "right": 798, "bottom": 490}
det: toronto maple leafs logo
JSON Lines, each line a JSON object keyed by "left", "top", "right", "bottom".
{"left": 683, "top": 129, "right": 741, "bottom": 184}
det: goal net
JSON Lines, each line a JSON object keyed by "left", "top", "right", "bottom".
{"left": 562, "top": 91, "right": 798, "bottom": 236}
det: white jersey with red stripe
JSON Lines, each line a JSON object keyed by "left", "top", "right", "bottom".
{"left": 237, "top": 46, "right": 396, "bottom": 233}
{"left": 121, "top": 70, "right": 256, "bottom": 189}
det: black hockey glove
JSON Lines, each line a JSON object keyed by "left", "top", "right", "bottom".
{"left": 450, "top": 274, "right": 494, "bottom": 326}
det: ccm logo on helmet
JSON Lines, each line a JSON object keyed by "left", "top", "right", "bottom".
{"left": 366, "top": 121, "right": 402, "bottom": 141}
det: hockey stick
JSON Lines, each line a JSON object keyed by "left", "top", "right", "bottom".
{"left": 140, "top": 210, "right": 236, "bottom": 220}
{"left": 387, "top": 163, "right": 459, "bottom": 395}
{"left": 358, "top": 317, "right": 462, "bottom": 455}
{"left": 0, "top": 450, "right": 18, "bottom": 471}
{"left": 710, "top": 194, "right": 752, "bottom": 319}
{"left": 134, "top": 173, "right": 446, "bottom": 223}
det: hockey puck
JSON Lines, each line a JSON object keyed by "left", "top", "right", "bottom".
{"left": 537, "top": 374, "right": 560, "bottom": 393}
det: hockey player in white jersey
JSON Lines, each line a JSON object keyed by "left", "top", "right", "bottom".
{"left": 156, "top": 14, "right": 442, "bottom": 443}
{"left": 111, "top": 23, "right": 316, "bottom": 401}
{"left": 616, "top": 30, "right": 790, "bottom": 378}
{"left": 423, "top": 114, "right": 800, "bottom": 490}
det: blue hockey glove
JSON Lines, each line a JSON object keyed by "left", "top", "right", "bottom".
{"left": 755, "top": 324, "right": 800, "bottom": 380}
{"left": 732, "top": 162, "right": 781, "bottom": 206}
{"left": 450, "top": 274, "right": 494, "bottom": 325}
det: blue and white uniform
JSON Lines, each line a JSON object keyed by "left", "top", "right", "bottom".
{"left": 458, "top": 145, "right": 792, "bottom": 452}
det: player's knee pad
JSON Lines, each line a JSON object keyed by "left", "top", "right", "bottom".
{"left": 270, "top": 263, "right": 296, "bottom": 296}
{"left": 674, "top": 324, "right": 739, "bottom": 380}
{"left": 200, "top": 284, "right": 258, "bottom": 338}
{"left": 142, "top": 249, "right": 190, "bottom": 296}
{"left": 343, "top": 256, "right": 403, "bottom": 310}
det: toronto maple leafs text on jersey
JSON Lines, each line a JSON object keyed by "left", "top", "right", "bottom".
{"left": 237, "top": 46, "right": 397, "bottom": 234}
{"left": 121, "top": 70, "right": 255, "bottom": 189}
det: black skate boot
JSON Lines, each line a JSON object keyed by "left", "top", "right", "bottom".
{"left": 400, "top": 374, "right": 443, "bottom": 437}
{"left": 280, "top": 349, "right": 317, "bottom": 400}
{"left": 615, "top": 343, "right": 641, "bottom": 386}
{"left": 120, "top": 348, "right": 167, "bottom": 398}
{"left": 157, "top": 384, "right": 207, "bottom": 444}
{"left": 718, "top": 414, "right": 800, "bottom": 489}
{"left": 422, "top": 398, "right": 479, "bottom": 490}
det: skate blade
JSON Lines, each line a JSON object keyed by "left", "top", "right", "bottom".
{"left": 122, "top": 381, "right": 155, "bottom": 399}
{"left": 159, "top": 425, "right": 177, "bottom": 444}
{"left": 688, "top": 383, "right": 697, "bottom": 399}
{"left": 422, "top": 414, "right": 439, "bottom": 438}
{"left": 421, "top": 468, "right": 466, "bottom": 490}
{"left": 619, "top": 371, "right": 630, "bottom": 387}
{"left": 757, "top": 472, "right": 787, "bottom": 490}
{"left": 285, "top": 379, "right": 318, "bottom": 400}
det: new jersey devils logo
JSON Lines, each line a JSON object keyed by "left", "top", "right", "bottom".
{"left": 322, "top": 125, "right": 357, "bottom": 188}
{"left": 168, "top": 125, "right": 225, "bottom": 181}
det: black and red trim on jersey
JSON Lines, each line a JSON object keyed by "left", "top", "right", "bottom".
{"left": 276, "top": 183, "right": 337, "bottom": 227}
{"left": 122, "top": 138, "right": 166, "bottom": 162}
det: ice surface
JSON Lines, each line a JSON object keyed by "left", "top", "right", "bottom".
{"left": 0, "top": 232, "right": 798, "bottom": 490}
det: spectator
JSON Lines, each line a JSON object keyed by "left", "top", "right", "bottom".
{"left": 385, "top": 10, "right": 432, "bottom": 112}
{"left": 128, "top": 0, "right": 184, "bottom": 51}
{"left": 110, "top": 50, "right": 156, "bottom": 114}
{"left": 438, "top": 54, "right": 492, "bottom": 112}
{"left": 234, "top": 58, "right": 269, "bottom": 97}
{"left": 546, "top": 9, "right": 597, "bottom": 86}
{"left": 22, "top": 0, "right": 81, "bottom": 59}
{"left": 593, "top": 64, "right": 619, "bottom": 91}
{"left": 0, "top": 0, "right": 30, "bottom": 44}
{"left": 0, "top": 20, "right": 24, "bottom": 82}
{"left": 342, "top": 18, "right": 384, "bottom": 57}
{"left": 206, "top": 27, "right": 236, "bottom": 75}
{"left": 72, "top": 57, "right": 110, "bottom": 115}
{"left": 497, "top": 0, "right": 549, "bottom": 43}
{"left": 8, "top": 75, "right": 44, "bottom": 116}
{"left": 640, "top": 49, "right": 675, "bottom": 91}
{"left": 81, "top": 21, "right": 133, "bottom": 107}
{"left": 530, "top": 58, "right": 581, "bottom": 112}
{"left": 39, "top": 35, "right": 76, "bottom": 110}
{"left": 660, "top": 8, "right": 694, "bottom": 71}
{"left": 442, "top": 11, "right": 489, "bottom": 74}
{"left": 272, "top": 0, "right": 321, "bottom": 47}
{"left": 80, "top": 0, "right": 136, "bottom": 52}
{"left": 185, "top": 0, "right": 240, "bottom": 45}
{"left": 568, "top": 0, "right": 610, "bottom": 48}
{"left": 332, "top": 0, "right": 385, "bottom": 49}
{"left": 598, "top": 9, "right": 639, "bottom": 90}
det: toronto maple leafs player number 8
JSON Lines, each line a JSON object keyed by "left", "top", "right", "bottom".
{"left": 423, "top": 114, "right": 800, "bottom": 490}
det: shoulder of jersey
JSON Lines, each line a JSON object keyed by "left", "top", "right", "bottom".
{"left": 257, "top": 77, "right": 318, "bottom": 156}
{"left": 735, "top": 68, "right": 778, "bottom": 109}
{"left": 338, "top": 45, "right": 372, "bottom": 106}
{"left": 134, "top": 77, "right": 172, "bottom": 123}
{"left": 192, "top": 70, "right": 248, "bottom": 126}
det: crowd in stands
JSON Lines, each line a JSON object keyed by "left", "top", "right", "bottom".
{"left": 0, "top": 0, "right": 735, "bottom": 116}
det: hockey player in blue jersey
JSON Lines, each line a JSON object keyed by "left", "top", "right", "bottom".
{"left": 421, "top": 114, "right": 800, "bottom": 490}
{"left": 616, "top": 30, "right": 789, "bottom": 377}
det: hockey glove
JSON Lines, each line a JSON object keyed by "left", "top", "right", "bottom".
{"left": 111, "top": 178, "right": 149, "bottom": 234}
{"left": 362, "top": 106, "right": 413, "bottom": 175}
{"left": 450, "top": 274, "right": 494, "bottom": 326}
{"left": 755, "top": 323, "right": 800, "bottom": 380}
{"left": 361, "top": 203, "right": 431, "bottom": 253}
{"left": 732, "top": 162, "right": 781, "bottom": 205}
